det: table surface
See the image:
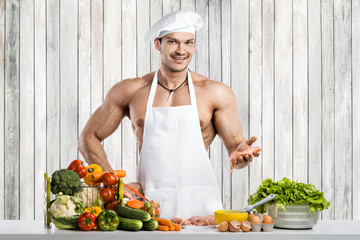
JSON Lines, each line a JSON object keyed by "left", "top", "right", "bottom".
{"left": 0, "top": 220, "right": 359, "bottom": 240}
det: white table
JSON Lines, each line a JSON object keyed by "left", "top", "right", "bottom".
{"left": 0, "top": 220, "right": 359, "bottom": 240}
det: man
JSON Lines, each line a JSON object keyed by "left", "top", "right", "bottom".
{"left": 78, "top": 11, "right": 261, "bottom": 219}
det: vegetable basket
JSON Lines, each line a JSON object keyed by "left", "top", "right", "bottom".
{"left": 44, "top": 172, "right": 123, "bottom": 228}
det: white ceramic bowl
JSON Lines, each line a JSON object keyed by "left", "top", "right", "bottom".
{"left": 267, "top": 204, "right": 319, "bottom": 229}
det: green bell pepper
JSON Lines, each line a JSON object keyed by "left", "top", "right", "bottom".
{"left": 97, "top": 209, "right": 120, "bottom": 231}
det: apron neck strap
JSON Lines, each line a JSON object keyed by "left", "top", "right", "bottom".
{"left": 146, "top": 69, "right": 196, "bottom": 109}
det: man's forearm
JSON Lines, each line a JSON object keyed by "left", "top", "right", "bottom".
{"left": 78, "top": 135, "right": 113, "bottom": 171}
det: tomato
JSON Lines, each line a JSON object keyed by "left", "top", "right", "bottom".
{"left": 102, "top": 172, "right": 119, "bottom": 186}
{"left": 105, "top": 199, "right": 119, "bottom": 210}
{"left": 100, "top": 187, "right": 115, "bottom": 203}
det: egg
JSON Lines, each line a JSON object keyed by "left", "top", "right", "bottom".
{"left": 248, "top": 213, "right": 255, "bottom": 221}
{"left": 262, "top": 214, "right": 273, "bottom": 224}
{"left": 249, "top": 215, "right": 262, "bottom": 224}
{"left": 240, "top": 221, "right": 252, "bottom": 232}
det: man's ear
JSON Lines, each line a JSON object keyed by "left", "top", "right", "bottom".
{"left": 154, "top": 38, "right": 161, "bottom": 51}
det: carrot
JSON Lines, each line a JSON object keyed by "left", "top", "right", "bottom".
{"left": 169, "top": 226, "right": 175, "bottom": 231}
{"left": 157, "top": 225, "right": 169, "bottom": 231}
{"left": 113, "top": 170, "right": 126, "bottom": 178}
{"left": 126, "top": 199, "right": 144, "bottom": 209}
{"left": 152, "top": 217, "right": 172, "bottom": 227}
{"left": 91, "top": 171, "right": 104, "bottom": 184}
{"left": 124, "top": 183, "right": 150, "bottom": 202}
{"left": 172, "top": 223, "right": 182, "bottom": 231}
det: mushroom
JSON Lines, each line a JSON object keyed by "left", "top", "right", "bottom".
{"left": 228, "top": 220, "right": 241, "bottom": 232}
{"left": 216, "top": 221, "right": 229, "bottom": 232}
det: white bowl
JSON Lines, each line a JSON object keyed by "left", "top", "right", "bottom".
{"left": 267, "top": 204, "right": 319, "bottom": 229}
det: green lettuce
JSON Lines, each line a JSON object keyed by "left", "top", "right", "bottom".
{"left": 247, "top": 177, "right": 330, "bottom": 213}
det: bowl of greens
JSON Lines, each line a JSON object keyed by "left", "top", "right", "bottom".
{"left": 247, "top": 177, "right": 330, "bottom": 229}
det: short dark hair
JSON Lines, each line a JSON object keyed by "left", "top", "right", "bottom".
{"left": 157, "top": 38, "right": 162, "bottom": 43}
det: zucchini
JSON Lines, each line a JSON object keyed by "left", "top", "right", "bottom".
{"left": 116, "top": 205, "right": 151, "bottom": 222}
{"left": 117, "top": 216, "right": 143, "bottom": 231}
{"left": 142, "top": 219, "right": 158, "bottom": 231}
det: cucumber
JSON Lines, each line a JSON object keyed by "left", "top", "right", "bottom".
{"left": 115, "top": 205, "right": 151, "bottom": 222}
{"left": 142, "top": 219, "right": 158, "bottom": 231}
{"left": 117, "top": 216, "right": 143, "bottom": 231}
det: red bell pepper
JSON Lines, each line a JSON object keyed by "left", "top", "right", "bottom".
{"left": 68, "top": 159, "right": 88, "bottom": 178}
{"left": 77, "top": 212, "right": 96, "bottom": 231}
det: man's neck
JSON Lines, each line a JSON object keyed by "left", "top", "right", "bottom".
{"left": 158, "top": 66, "right": 188, "bottom": 89}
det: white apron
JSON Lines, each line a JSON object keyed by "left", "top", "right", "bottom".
{"left": 137, "top": 70, "right": 223, "bottom": 219}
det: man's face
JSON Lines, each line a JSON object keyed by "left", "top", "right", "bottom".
{"left": 154, "top": 32, "right": 196, "bottom": 72}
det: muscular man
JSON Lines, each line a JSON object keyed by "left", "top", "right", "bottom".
{"left": 78, "top": 11, "right": 261, "bottom": 219}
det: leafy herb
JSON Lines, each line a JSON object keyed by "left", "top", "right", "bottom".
{"left": 247, "top": 177, "right": 330, "bottom": 213}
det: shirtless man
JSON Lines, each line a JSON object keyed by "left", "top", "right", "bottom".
{"left": 78, "top": 11, "right": 260, "bottom": 219}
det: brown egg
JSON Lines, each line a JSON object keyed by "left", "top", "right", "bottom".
{"left": 262, "top": 214, "right": 273, "bottom": 224}
{"left": 248, "top": 213, "right": 255, "bottom": 221}
{"left": 240, "top": 221, "right": 252, "bottom": 232}
{"left": 249, "top": 215, "right": 262, "bottom": 224}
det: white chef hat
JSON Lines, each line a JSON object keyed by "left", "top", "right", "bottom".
{"left": 144, "top": 10, "right": 203, "bottom": 42}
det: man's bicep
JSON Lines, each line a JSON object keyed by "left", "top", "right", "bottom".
{"left": 212, "top": 87, "right": 246, "bottom": 154}
{"left": 82, "top": 91, "right": 127, "bottom": 142}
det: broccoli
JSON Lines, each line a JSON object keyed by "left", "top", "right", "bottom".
{"left": 51, "top": 169, "right": 82, "bottom": 196}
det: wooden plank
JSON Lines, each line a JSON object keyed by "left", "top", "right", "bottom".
{"left": 180, "top": 0, "right": 196, "bottom": 71}
{"left": 19, "top": 0, "right": 34, "bottom": 220}
{"left": 292, "top": 0, "right": 308, "bottom": 183}
{"left": 221, "top": 0, "right": 231, "bottom": 210}
{"left": 150, "top": 0, "right": 162, "bottom": 71}
{"left": 334, "top": 0, "right": 352, "bottom": 220}
{"left": 90, "top": 0, "right": 103, "bottom": 115}
{"left": 46, "top": 0, "right": 60, "bottom": 174}
{"left": 78, "top": 0, "right": 91, "bottom": 152}
{"left": 4, "top": 0, "right": 20, "bottom": 220}
{"left": 208, "top": 0, "right": 222, "bottom": 201}
{"left": 262, "top": 0, "right": 275, "bottom": 180}
{"left": 274, "top": 0, "right": 292, "bottom": 180}
{"left": 121, "top": 0, "right": 137, "bottom": 181}
{"left": 321, "top": 0, "right": 335, "bottom": 220}
{"left": 195, "top": 0, "right": 208, "bottom": 76}
{"left": 162, "top": 0, "right": 180, "bottom": 15}
{"left": 249, "top": 0, "right": 262, "bottom": 195}
{"left": 103, "top": 0, "right": 122, "bottom": 170}
{"left": 0, "top": 0, "right": 5, "bottom": 220}
{"left": 137, "top": 0, "right": 150, "bottom": 76}
{"left": 34, "top": 0, "right": 47, "bottom": 220}
{"left": 231, "top": 0, "right": 249, "bottom": 210}
{"left": 60, "top": 0, "right": 78, "bottom": 169}
{"left": 308, "top": 0, "right": 322, "bottom": 192}
{"left": 353, "top": 0, "right": 360, "bottom": 221}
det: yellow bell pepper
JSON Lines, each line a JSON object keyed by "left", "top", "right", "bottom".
{"left": 84, "top": 206, "right": 102, "bottom": 217}
{"left": 84, "top": 164, "right": 102, "bottom": 186}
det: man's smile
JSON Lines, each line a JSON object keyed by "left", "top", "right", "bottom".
{"left": 171, "top": 55, "right": 188, "bottom": 63}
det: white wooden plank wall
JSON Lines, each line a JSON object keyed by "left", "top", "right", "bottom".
{"left": 0, "top": 0, "right": 359, "bottom": 221}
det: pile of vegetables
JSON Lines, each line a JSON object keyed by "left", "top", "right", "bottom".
{"left": 247, "top": 177, "right": 331, "bottom": 213}
{"left": 46, "top": 159, "right": 171, "bottom": 232}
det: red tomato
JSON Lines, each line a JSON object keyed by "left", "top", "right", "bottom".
{"left": 100, "top": 187, "right": 115, "bottom": 203}
{"left": 102, "top": 172, "right": 119, "bottom": 186}
{"left": 105, "top": 199, "right": 119, "bottom": 210}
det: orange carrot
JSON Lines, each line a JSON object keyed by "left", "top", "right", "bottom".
{"left": 157, "top": 225, "right": 169, "bottom": 231}
{"left": 113, "top": 170, "right": 126, "bottom": 178}
{"left": 126, "top": 199, "right": 144, "bottom": 209}
{"left": 124, "top": 183, "right": 150, "bottom": 202}
{"left": 169, "top": 226, "right": 175, "bottom": 231}
{"left": 91, "top": 171, "right": 104, "bottom": 184}
{"left": 172, "top": 223, "right": 182, "bottom": 231}
{"left": 152, "top": 217, "right": 172, "bottom": 227}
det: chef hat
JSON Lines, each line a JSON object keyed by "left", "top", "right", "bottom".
{"left": 144, "top": 10, "right": 203, "bottom": 42}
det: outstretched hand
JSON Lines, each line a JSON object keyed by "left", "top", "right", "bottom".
{"left": 230, "top": 136, "right": 261, "bottom": 173}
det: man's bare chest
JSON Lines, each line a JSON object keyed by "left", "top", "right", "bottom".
{"left": 127, "top": 84, "right": 215, "bottom": 144}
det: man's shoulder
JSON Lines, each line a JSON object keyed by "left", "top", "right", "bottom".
{"left": 192, "top": 72, "right": 233, "bottom": 94}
